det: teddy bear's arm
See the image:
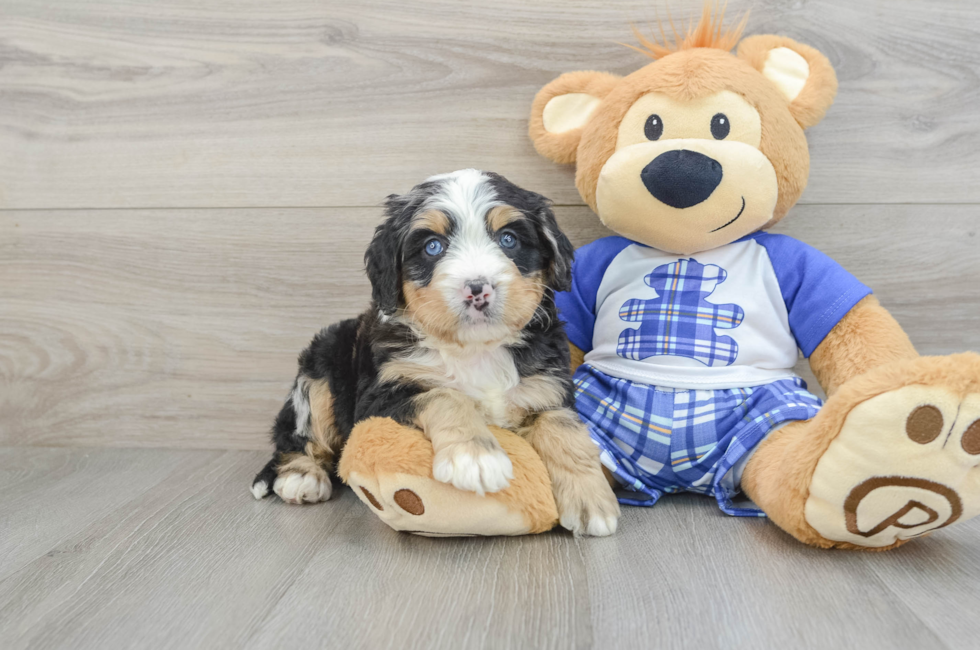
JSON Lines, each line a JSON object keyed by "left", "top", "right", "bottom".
{"left": 808, "top": 295, "right": 918, "bottom": 397}
{"left": 569, "top": 342, "right": 586, "bottom": 374}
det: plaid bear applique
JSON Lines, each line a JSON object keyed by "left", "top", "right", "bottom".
{"left": 617, "top": 258, "right": 745, "bottom": 367}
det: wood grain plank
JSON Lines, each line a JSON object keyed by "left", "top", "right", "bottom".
{"left": 0, "top": 207, "right": 378, "bottom": 449}
{"left": 1, "top": 0, "right": 979, "bottom": 209}
{"left": 0, "top": 446, "right": 217, "bottom": 581}
{"left": 0, "top": 449, "right": 343, "bottom": 650}
{"left": 866, "top": 522, "right": 980, "bottom": 650}
{"left": 579, "top": 494, "right": 966, "bottom": 650}
{"left": 243, "top": 516, "right": 592, "bottom": 650}
{"left": 3, "top": 447, "right": 977, "bottom": 650}
{"left": 2, "top": 204, "right": 978, "bottom": 449}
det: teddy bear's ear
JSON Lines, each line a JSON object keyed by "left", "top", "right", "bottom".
{"left": 737, "top": 35, "right": 838, "bottom": 130}
{"left": 529, "top": 71, "right": 621, "bottom": 164}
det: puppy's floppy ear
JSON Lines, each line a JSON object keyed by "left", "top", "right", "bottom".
{"left": 529, "top": 198, "right": 575, "bottom": 293}
{"left": 364, "top": 194, "right": 409, "bottom": 316}
{"left": 529, "top": 71, "right": 620, "bottom": 164}
{"left": 737, "top": 35, "right": 838, "bottom": 129}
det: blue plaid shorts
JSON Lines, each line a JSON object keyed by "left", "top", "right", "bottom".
{"left": 574, "top": 365, "right": 823, "bottom": 517}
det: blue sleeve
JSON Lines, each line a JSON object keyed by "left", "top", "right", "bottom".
{"left": 553, "top": 236, "right": 634, "bottom": 353}
{"left": 753, "top": 233, "right": 872, "bottom": 358}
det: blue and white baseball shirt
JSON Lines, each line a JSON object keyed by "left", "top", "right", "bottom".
{"left": 555, "top": 233, "right": 871, "bottom": 390}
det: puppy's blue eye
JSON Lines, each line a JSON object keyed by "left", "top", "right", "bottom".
{"left": 498, "top": 232, "right": 518, "bottom": 249}
{"left": 424, "top": 238, "right": 444, "bottom": 256}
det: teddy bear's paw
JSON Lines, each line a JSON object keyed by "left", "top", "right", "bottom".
{"left": 432, "top": 438, "right": 514, "bottom": 496}
{"left": 805, "top": 385, "right": 980, "bottom": 548}
{"left": 272, "top": 470, "right": 332, "bottom": 505}
{"left": 556, "top": 475, "right": 621, "bottom": 537}
{"left": 347, "top": 471, "right": 533, "bottom": 537}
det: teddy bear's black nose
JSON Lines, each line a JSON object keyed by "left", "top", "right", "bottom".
{"left": 641, "top": 150, "right": 723, "bottom": 209}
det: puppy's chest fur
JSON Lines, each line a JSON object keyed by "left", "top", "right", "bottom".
{"left": 384, "top": 342, "right": 561, "bottom": 428}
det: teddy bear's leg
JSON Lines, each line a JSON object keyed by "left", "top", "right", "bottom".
{"left": 336, "top": 417, "right": 558, "bottom": 537}
{"left": 742, "top": 353, "right": 980, "bottom": 550}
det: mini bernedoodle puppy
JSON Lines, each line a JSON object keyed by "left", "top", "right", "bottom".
{"left": 251, "top": 169, "right": 620, "bottom": 536}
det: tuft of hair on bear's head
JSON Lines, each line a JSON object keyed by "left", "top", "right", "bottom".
{"left": 623, "top": 1, "right": 749, "bottom": 60}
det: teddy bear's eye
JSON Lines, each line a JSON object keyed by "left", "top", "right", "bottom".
{"left": 711, "top": 113, "right": 730, "bottom": 140}
{"left": 644, "top": 114, "right": 663, "bottom": 141}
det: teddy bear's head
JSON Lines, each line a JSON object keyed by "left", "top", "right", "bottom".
{"left": 529, "top": 5, "right": 838, "bottom": 255}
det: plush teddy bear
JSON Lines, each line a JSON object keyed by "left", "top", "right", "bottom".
{"left": 523, "top": 4, "right": 980, "bottom": 550}
{"left": 338, "top": 4, "right": 980, "bottom": 548}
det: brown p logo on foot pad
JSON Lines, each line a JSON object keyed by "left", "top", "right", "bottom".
{"left": 844, "top": 477, "right": 963, "bottom": 538}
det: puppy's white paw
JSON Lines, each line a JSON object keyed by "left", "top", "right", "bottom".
{"left": 556, "top": 476, "right": 621, "bottom": 537}
{"left": 433, "top": 439, "right": 514, "bottom": 496}
{"left": 559, "top": 510, "right": 620, "bottom": 537}
{"left": 250, "top": 480, "right": 270, "bottom": 500}
{"left": 273, "top": 471, "right": 332, "bottom": 504}
{"left": 587, "top": 513, "right": 619, "bottom": 537}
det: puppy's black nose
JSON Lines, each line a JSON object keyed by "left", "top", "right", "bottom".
{"left": 641, "top": 150, "right": 723, "bottom": 209}
{"left": 463, "top": 279, "right": 493, "bottom": 312}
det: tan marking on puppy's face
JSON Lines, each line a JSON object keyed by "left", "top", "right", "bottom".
{"left": 487, "top": 205, "right": 524, "bottom": 232}
{"left": 501, "top": 270, "right": 544, "bottom": 331}
{"left": 596, "top": 89, "right": 777, "bottom": 254}
{"left": 403, "top": 280, "right": 461, "bottom": 343}
{"left": 411, "top": 209, "right": 451, "bottom": 236}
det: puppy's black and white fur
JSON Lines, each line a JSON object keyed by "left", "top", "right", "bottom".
{"left": 251, "top": 169, "right": 619, "bottom": 536}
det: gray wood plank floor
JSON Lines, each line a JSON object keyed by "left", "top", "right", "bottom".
{"left": 2, "top": 0, "right": 980, "bottom": 648}
{"left": 1, "top": 447, "right": 979, "bottom": 650}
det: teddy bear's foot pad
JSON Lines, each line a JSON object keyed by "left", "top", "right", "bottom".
{"left": 347, "top": 471, "right": 531, "bottom": 537}
{"left": 805, "top": 385, "right": 980, "bottom": 547}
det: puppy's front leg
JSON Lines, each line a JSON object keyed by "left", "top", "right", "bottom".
{"left": 523, "top": 409, "right": 620, "bottom": 536}
{"left": 416, "top": 388, "right": 514, "bottom": 495}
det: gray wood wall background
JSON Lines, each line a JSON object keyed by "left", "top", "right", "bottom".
{"left": 2, "top": 0, "right": 979, "bottom": 451}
